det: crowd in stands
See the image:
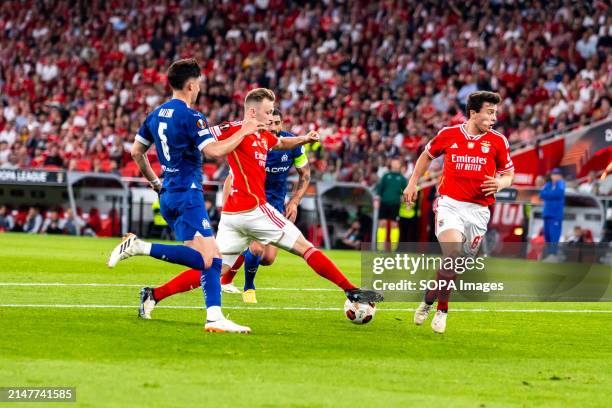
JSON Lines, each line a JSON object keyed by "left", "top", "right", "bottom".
{"left": 0, "top": 0, "right": 610, "bottom": 186}
{"left": 0, "top": 204, "right": 119, "bottom": 236}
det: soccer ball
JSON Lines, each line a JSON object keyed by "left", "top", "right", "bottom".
{"left": 344, "top": 299, "right": 376, "bottom": 324}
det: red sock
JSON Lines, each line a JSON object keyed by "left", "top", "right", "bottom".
{"left": 221, "top": 254, "right": 245, "bottom": 285}
{"left": 303, "top": 247, "right": 357, "bottom": 291}
{"left": 436, "top": 268, "right": 456, "bottom": 312}
{"left": 153, "top": 269, "right": 201, "bottom": 302}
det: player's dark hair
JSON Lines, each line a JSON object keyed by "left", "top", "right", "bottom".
{"left": 167, "top": 58, "right": 201, "bottom": 90}
{"left": 245, "top": 88, "right": 275, "bottom": 105}
{"left": 466, "top": 91, "right": 501, "bottom": 117}
{"left": 272, "top": 108, "right": 282, "bottom": 118}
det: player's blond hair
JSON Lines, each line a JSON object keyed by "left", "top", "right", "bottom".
{"left": 244, "top": 88, "right": 275, "bottom": 105}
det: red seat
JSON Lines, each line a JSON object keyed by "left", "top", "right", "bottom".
{"left": 43, "top": 165, "right": 62, "bottom": 171}
{"left": 150, "top": 161, "right": 162, "bottom": 175}
{"left": 74, "top": 159, "right": 92, "bottom": 172}
{"left": 120, "top": 161, "right": 140, "bottom": 177}
{"left": 100, "top": 160, "right": 114, "bottom": 173}
{"left": 203, "top": 163, "right": 218, "bottom": 180}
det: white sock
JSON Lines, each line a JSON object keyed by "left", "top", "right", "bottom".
{"left": 206, "top": 306, "right": 224, "bottom": 322}
{"left": 140, "top": 241, "right": 152, "bottom": 255}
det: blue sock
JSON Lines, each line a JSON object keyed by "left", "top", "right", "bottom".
{"left": 150, "top": 243, "right": 205, "bottom": 270}
{"left": 243, "top": 248, "right": 262, "bottom": 291}
{"left": 201, "top": 258, "right": 222, "bottom": 308}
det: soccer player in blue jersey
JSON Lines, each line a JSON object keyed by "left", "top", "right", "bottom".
{"left": 107, "top": 58, "right": 263, "bottom": 333}
{"left": 220, "top": 109, "right": 311, "bottom": 303}
{"left": 137, "top": 109, "right": 311, "bottom": 313}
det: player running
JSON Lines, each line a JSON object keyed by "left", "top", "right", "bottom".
{"left": 138, "top": 88, "right": 382, "bottom": 319}
{"left": 139, "top": 108, "right": 311, "bottom": 312}
{"left": 106, "top": 58, "right": 261, "bottom": 334}
{"left": 403, "top": 91, "right": 514, "bottom": 334}
{"left": 220, "top": 108, "right": 311, "bottom": 302}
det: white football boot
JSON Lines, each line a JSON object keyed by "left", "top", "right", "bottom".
{"left": 107, "top": 233, "right": 148, "bottom": 268}
{"left": 221, "top": 283, "right": 242, "bottom": 294}
{"left": 431, "top": 310, "right": 448, "bottom": 334}
{"left": 413, "top": 302, "right": 433, "bottom": 325}
{"left": 204, "top": 319, "right": 251, "bottom": 334}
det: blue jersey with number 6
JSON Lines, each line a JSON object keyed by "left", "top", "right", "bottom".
{"left": 136, "top": 99, "right": 214, "bottom": 192}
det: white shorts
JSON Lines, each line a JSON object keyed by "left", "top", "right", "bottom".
{"left": 216, "top": 203, "right": 303, "bottom": 266}
{"left": 433, "top": 195, "right": 490, "bottom": 256}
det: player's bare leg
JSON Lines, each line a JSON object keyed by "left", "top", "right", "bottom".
{"left": 425, "top": 229, "right": 463, "bottom": 334}
{"left": 260, "top": 245, "right": 279, "bottom": 266}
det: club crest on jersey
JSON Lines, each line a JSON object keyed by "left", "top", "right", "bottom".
{"left": 281, "top": 154, "right": 288, "bottom": 162}
{"left": 467, "top": 142, "right": 475, "bottom": 149}
{"left": 480, "top": 141, "right": 491, "bottom": 153}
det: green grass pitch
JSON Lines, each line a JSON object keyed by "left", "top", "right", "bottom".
{"left": 0, "top": 234, "right": 611, "bottom": 407}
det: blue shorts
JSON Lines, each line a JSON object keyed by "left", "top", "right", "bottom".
{"left": 160, "top": 189, "right": 213, "bottom": 241}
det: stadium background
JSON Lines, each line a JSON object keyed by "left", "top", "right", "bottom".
{"left": 0, "top": 0, "right": 610, "bottom": 243}
{"left": 0, "top": 1, "right": 611, "bottom": 406}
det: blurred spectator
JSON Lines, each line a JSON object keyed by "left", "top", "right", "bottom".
{"left": 0, "top": 0, "right": 608, "bottom": 186}
{"left": 335, "top": 220, "right": 364, "bottom": 250}
{"left": 41, "top": 210, "right": 64, "bottom": 234}
{"left": 578, "top": 171, "right": 599, "bottom": 195}
{"left": 566, "top": 226, "right": 594, "bottom": 244}
{"left": 63, "top": 208, "right": 86, "bottom": 236}
{"left": 0, "top": 205, "right": 15, "bottom": 232}
{"left": 23, "top": 207, "right": 43, "bottom": 234}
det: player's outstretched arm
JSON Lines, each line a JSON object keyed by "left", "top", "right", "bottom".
{"left": 202, "top": 119, "right": 266, "bottom": 158}
{"left": 285, "top": 164, "right": 311, "bottom": 222}
{"left": 131, "top": 140, "right": 162, "bottom": 192}
{"left": 273, "top": 131, "right": 319, "bottom": 150}
{"left": 403, "top": 151, "right": 433, "bottom": 204}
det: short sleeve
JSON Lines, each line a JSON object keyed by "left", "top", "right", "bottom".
{"left": 210, "top": 123, "right": 236, "bottom": 141}
{"left": 495, "top": 135, "right": 514, "bottom": 174}
{"left": 185, "top": 111, "right": 215, "bottom": 151}
{"left": 293, "top": 146, "right": 308, "bottom": 168}
{"left": 424, "top": 130, "right": 449, "bottom": 159}
{"left": 135, "top": 117, "right": 154, "bottom": 147}
{"left": 265, "top": 131, "right": 279, "bottom": 150}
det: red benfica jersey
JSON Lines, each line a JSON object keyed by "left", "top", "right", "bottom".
{"left": 425, "top": 124, "right": 514, "bottom": 206}
{"left": 210, "top": 121, "right": 279, "bottom": 213}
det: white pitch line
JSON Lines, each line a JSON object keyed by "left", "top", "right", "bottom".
{"left": 2, "top": 283, "right": 610, "bottom": 301}
{"left": 0, "top": 304, "right": 611, "bottom": 313}
{"left": 0, "top": 282, "right": 336, "bottom": 291}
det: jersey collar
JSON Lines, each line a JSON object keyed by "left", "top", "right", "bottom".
{"left": 460, "top": 123, "right": 487, "bottom": 140}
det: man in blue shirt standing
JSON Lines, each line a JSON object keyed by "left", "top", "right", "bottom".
{"left": 107, "top": 58, "right": 263, "bottom": 333}
{"left": 540, "top": 168, "right": 566, "bottom": 261}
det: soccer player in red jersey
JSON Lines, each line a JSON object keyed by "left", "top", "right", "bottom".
{"left": 138, "top": 88, "right": 382, "bottom": 320}
{"left": 403, "top": 91, "right": 514, "bottom": 333}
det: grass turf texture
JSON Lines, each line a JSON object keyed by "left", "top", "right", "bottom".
{"left": 0, "top": 233, "right": 611, "bottom": 407}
